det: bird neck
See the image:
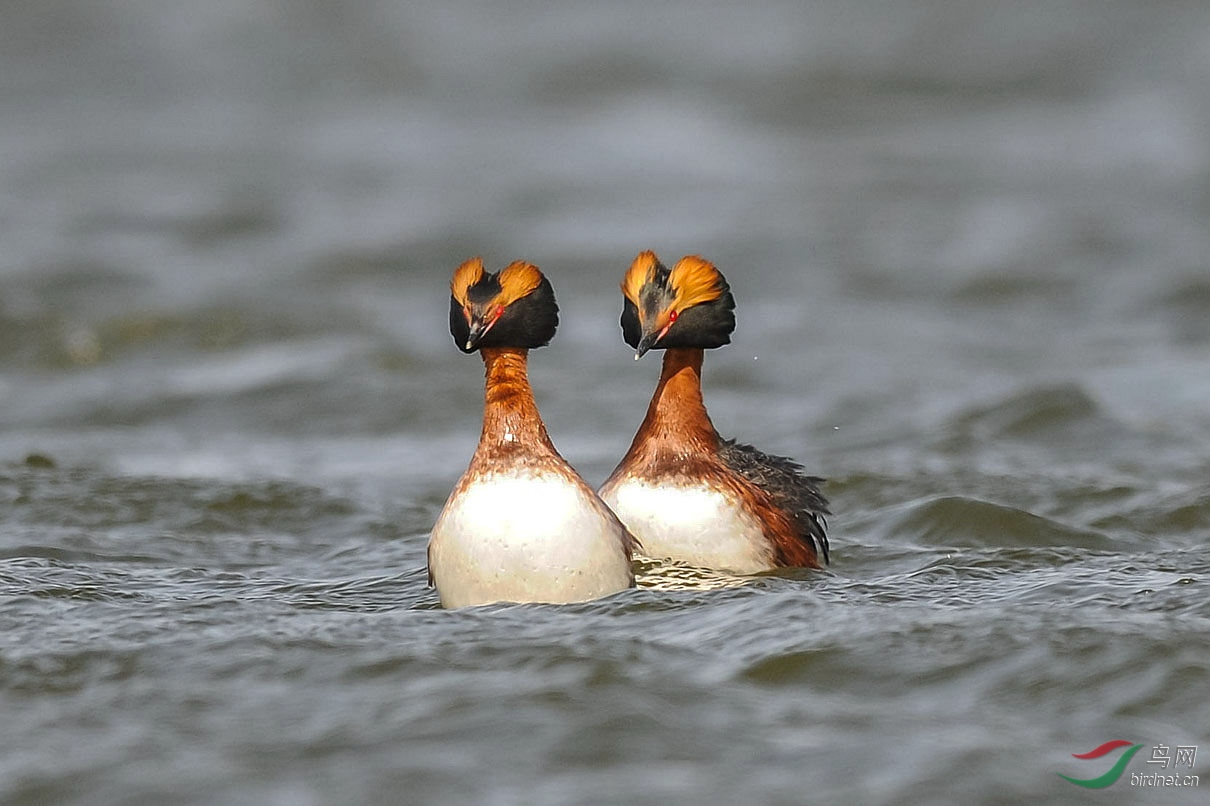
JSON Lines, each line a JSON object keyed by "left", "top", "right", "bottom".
{"left": 632, "top": 348, "right": 719, "bottom": 455}
{"left": 474, "top": 347, "right": 559, "bottom": 463}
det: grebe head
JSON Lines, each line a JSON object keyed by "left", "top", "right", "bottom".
{"left": 620, "top": 251, "right": 736, "bottom": 358}
{"left": 449, "top": 258, "right": 559, "bottom": 353}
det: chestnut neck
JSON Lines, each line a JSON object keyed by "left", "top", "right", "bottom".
{"left": 473, "top": 347, "right": 559, "bottom": 463}
{"left": 628, "top": 348, "right": 720, "bottom": 458}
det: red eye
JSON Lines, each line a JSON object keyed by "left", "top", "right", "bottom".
{"left": 668, "top": 310, "right": 678, "bottom": 323}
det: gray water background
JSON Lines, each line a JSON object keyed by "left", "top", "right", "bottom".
{"left": 2, "top": 2, "right": 1209, "bottom": 804}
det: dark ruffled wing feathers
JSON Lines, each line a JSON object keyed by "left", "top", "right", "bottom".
{"left": 718, "top": 438, "right": 830, "bottom": 564}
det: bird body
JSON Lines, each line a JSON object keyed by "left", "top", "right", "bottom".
{"left": 428, "top": 260, "right": 635, "bottom": 608}
{"left": 431, "top": 466, "right": 635, "bottom": 608}
{"left": 600, "top": 478, "right": 773, "bottom": 574}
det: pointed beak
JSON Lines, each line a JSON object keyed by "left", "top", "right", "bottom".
{"left": 464, "top": 319, "right": 489, "bottom": 351}
{"left": 635, "top": 313, "right": 676, "bottom": 359}
{"left": 635, "top": 330, "right": 660, "bottom": 359}
{"left": 463, "top": 311, "right": 501, "bottom": 351}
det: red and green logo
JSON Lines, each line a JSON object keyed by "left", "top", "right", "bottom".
{"left": 1059, "top": 740, "right": 1145, "bottom": 788}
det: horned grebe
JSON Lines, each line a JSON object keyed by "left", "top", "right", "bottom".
{"left": 598, "top": 251, "right": 829, "bottom": 573}
{"left": 428, "top": 258, "right": 636, "bottom": 608}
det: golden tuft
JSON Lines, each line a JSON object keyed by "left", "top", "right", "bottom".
{"left": 495, "top": 261, "right": 545, "bottom": 306}
{"left": 451, "top": 257, "right": 486, "bottom": 306}
{"left": 622, "top": 250, "right": 660, "bottom": 306}
{"left": 669, "top": 255, "right": 724, "bottom": 311}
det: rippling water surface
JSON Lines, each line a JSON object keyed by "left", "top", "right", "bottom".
{"left": 2, "top": 2, "right": 1209, "bottom": 804}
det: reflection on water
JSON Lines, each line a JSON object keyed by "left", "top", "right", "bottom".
{"left": 633, "top": 558, "right": 759, "bottom": 593}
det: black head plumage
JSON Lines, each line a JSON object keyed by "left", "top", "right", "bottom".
{"left": 620, "top": 251, "right": 736, "bottom": 356}
{"left": 449, "top": 258, "right": 558, "bottom": 353}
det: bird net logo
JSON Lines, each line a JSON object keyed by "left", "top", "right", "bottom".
{"left": 1058, "top": 740, "right": 1199, "bottom": 789}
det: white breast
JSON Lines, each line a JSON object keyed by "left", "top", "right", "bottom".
{"left": 599, "top": 479, "right": 774, "bottom": 574}
{"left": 428, "top": 472, "right": 633, "bottom": 608}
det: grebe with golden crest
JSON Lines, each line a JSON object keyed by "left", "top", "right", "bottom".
{"left": 598, "top": 251, "right": 829, "bottom": 574}
{"left": 428, "top": 258, "right": 636, "bottom": 608}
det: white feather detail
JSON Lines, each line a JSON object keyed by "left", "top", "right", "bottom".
{"left": 429, "top": 472, "right": 632, "bottom": 608}
{"left": 600, "top": 480, "right": 774, "bottom": 574}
